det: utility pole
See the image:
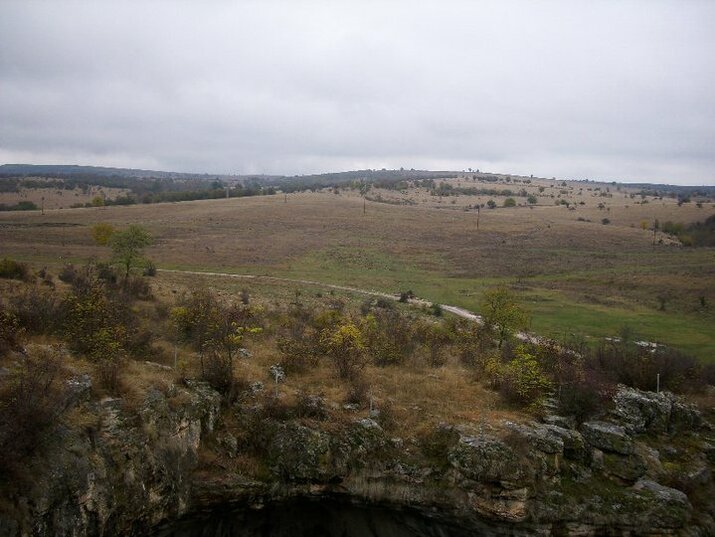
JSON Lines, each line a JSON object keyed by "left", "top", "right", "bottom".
{"left": 225, "top": 186, "right": 230, "bottom": 199}
{"left": 284, "top": 193, "right": 287, "bottom": 203}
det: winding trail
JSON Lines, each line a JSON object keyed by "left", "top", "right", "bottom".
{"left": 158, "top": 268, "right": 546, "bottom": 344}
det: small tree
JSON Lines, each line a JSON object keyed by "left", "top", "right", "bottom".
{"left": 321, "top": 321, "right": 366, "bottom": 379}
{"left": 503, "top": 197, "right": 516, "bottom": 207}
{"left": 172, "top": 289, "right": 260, "bottom": 396}
{"left": 91, "top": 223, "right": 115, "bottom": 246}
{"left": 110, "top": 225, "right": 152, "bottom": 280}
{"left": 480, "top": 287, "right": 528, "bottom": 348}
{"left": 501, "top": 346, "right": 551, "bottom": 406}
{"left": 486, "top": 199, "right": 497, "bottom": 209}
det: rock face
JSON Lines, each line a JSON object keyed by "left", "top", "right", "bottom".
{"left": 1, "top": 385, "right": 713, "bottom": 537}
{"left": 580, "top": 421, "right": 634, "bottom": 455}
{"left": 612, "top": 387, "right": 703, "bottom": 434}
{"left": 0, "top": 381, "right": 221, "bottom": 537}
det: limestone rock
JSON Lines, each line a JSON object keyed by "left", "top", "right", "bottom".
{"left": 632, "top": 479, "right": 692, "bottom": 528}
{"left": 612, "top": 386, "right": 703, "bottom": 435}
{"left": 602, "top": 452, "right": 647, "bottom": 482}
{"left": 544, "top": 424, "right": 589, "bottom": 463}
{"left": 580, "top": 421, "right": 634, "bottom": 455}
{"left": 505, "top": 422, "right": 564, "bottom": 455}
{"left": 448, "top": 433, "right": 526, "bottom": 484}
{"left": 267, "top": 423, "right": 332, "bottom": 482}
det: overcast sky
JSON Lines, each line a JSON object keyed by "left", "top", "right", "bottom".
{"left": 1, "top": 1, "right": 713, "bottom": 185}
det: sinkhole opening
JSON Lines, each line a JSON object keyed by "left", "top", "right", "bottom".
{"left": 151, "top": 497, "right": 492, "bottom": 537}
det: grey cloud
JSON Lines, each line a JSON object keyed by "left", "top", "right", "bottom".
{"left": 1, "top": 0, "right": 714, "bottom": 184}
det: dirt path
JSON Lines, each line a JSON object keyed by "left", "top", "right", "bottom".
{"left": 158, "top": 268, "right": 548, "bottom": 344}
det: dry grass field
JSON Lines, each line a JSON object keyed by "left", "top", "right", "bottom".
{"left": 0, "top": 185, "right": 129, "bottom": 210}
{"left": 1, "top": 177, "right": 714, "bottom": 360}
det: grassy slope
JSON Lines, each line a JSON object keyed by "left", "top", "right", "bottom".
{"left": 1, "top": 188, "right": 713, "bottom": 360}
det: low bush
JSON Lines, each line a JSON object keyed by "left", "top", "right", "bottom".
{"left": 489, "top": 346, "right": 552, "bottom": 407}
{"left": 0, "top": 258, "right": 30, "bottom": 281}
{"left": 0, "top": 308, "right": 25, "bottom": 355}
{"left": 143, "top": 261, "right": 157, "bottom": 277}
{"left": 0, "top": 346, "right": 69, "bottom": 482}
{"left": 9, "top": 286, "right": 62, "bottom": 334}
{"left": 344, "top": 375, "right": 370, "bottom": 407}
{"left": 58, "top": 263, "right": 79, "bottom": 284}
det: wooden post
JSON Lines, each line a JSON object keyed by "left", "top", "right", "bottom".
{"left": 363, "top": 198, "right": 366, "bottom": 215}
{"left": 476, "top": 206, "right": 480, "bottom": 230}
{"left": 41, "top": 196, "right": 44, "bottom": 215}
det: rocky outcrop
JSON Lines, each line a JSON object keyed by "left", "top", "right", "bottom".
{"left": 611, "top": 387, "right": 704, "bottom": 434}
{"left": 1, "top": 384, "right": 713, "bottom": 537}
{"left": 581, "top": 421, "right": 634, "bottom": 455}
{"left": 0, "top": 380, "right": 221, "bottom": 537}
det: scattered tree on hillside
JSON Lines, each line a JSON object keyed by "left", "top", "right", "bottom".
{"left": 480, "top": 287, "right": 529, "bottom": 348}
{"left": 110, "top": 225, "right": 152, "bottom": 279}
{"left": 91, "top": 223, "right": 115, "bottom": 246}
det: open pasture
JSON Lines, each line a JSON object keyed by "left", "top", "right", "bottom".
{"left": 1, "top": 182, "right": 713, "bottom": 359}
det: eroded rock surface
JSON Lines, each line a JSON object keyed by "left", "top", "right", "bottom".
{"left": 1, "top": 384, "right": 713, "bottom": 537}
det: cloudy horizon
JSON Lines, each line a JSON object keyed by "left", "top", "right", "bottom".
{"left": 1, "top": 1, "right": 714, "bottom": 185}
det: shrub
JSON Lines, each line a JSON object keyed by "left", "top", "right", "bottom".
{"left": 294, "top": 391, "right": 329, "bottom": 420}
{"left": 455, "top": 324, "right": 492, "bottom": 366}
{"left": 503, "top": 197, "right": 516, "bottom": 207}
{"left": 9, "top": 286, "right": 62, "bottom": 334}
{"left": 276, "top": 334, "right": 320, "bottom": 373}
{"left": 601, "top": 218, "right": 610, "bottom": 225}
{"left": 240, "top": 288, "right": 250, "bottom": 305}
{"left": 556, "top": 359, "right": 613, "bottom": 423}
{"left": 375, "top": 399, "right": 397, "bottom": 431}
{"left": 344, "top": 374, "right": 370, "bottom": 406}
{"left": 91, "top": 223, "right": 115, "bottom": 245}
{"left": 589, "top": 342, "right": 702, "bottom": 393}
{"left": 97, "top": 355, "right": 123, "bottom": 394}
{"left": 499, "top": 346, "right": 551, "bottom": 406}
{"left": 424, "top": 323, "right": 451, "bottom": 367}
{"left": 0, "top": 258, "right": 30, "bottom": 281}
{"left": 62, "top": 282, "right": 130, "bottom": 362}
{"left": 124, "top": 274, "right": 152, "bottom": 300}
{"left": 0, "top": 308, "right": 25, "bottom": 355}
{"left": 398, "top": 290, "right": 415, "bottom": 303}
{"left": 172, "top": 288, "right": 260, "bottom": 395}
{"left": 0, "top": 346, "right": 69, "bottom": 482}
{"left": 321, "top": 321, "right": 366, "bottom": 379}
{"left": 58, "top": 263, "right": 79, "bottom": 284}
{"left": 363, "top": 310, "right": 414, "bottom": 367}
{"left": 202, "top": 350, "right": 237, "bottom": 398}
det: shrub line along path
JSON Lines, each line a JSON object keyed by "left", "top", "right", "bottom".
{"left": 158, "top": 268, "right": 546, "bottom": 345}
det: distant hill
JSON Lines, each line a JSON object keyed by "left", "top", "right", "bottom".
{"left": 0, "top": 164, "right": 457, "bottom": 184}
{"left": 1, "top": 164, "right": 712, "bottom": 195}
{"left": 0, "top": 164, "right": 239, "bottom": 181}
